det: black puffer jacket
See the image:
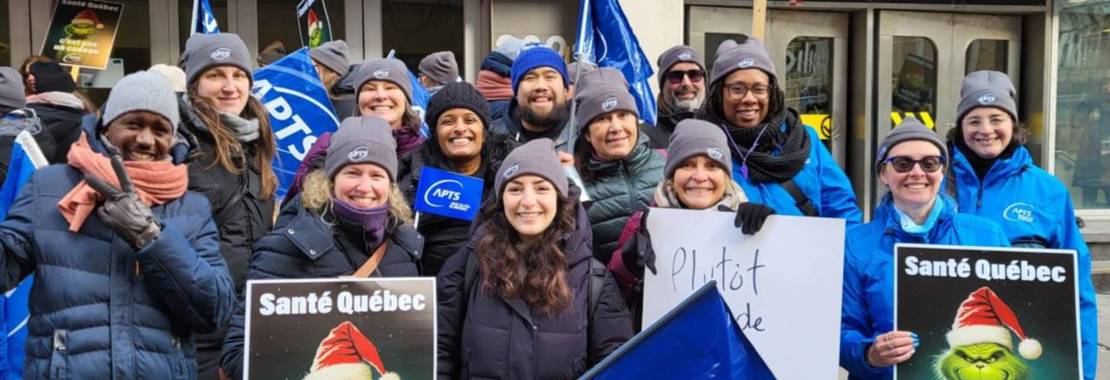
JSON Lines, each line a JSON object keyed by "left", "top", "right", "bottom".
{"left": 436, "top": 189, "right": 634, "bottom": 379}
{"left": 397, "top": 133, "right": 518, "bottom": 276}
{"left": 28, "top": 102, "right": 87, "bottom": 163}
{"left": 220, "top": 195, "right": 423, "bottom": 379}
{"left": 641, "top": 110, "right": 694, "bottom": 149}
{"left": 581, "top": 137, "right": 664, "bottom": 260}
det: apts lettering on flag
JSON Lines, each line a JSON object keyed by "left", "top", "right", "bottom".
{"left": 252, "top": 48, "right": 340, "bottom": 198}
{"left": 575, "top": 0, "right": 658, "bottom": 126}
{"left": 413, "top": 167, "right": 483, "bottom": 221}
{"left": 190, "top": 0, "right": 220, "bottom": 35}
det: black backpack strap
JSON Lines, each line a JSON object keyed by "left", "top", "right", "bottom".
{"left": 587, "top": 258, "right": 606, "bottom": 321}
{"left": 781, "top": 179, "right": 818, "bottom": 217}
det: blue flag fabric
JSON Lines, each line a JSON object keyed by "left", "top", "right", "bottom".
{"left": 575, "top": 0, "right": 658, "bottom": 126}
{"left": 0, "top": 136, "right": 40, "bottom": 380}
{"left": 252, "top": 48, "right": 340, "bottom": 198}
{"left": 413, "top": 167, "right": 484, "bottom": 221}
{"left": 581, "top": 282, "right": 775, "bottom": 379}
{"left": 191, "top": 0, "right": 220, "bottom": 35}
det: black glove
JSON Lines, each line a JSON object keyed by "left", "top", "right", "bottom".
{"left": 85, "top": 155, "right": 162, "bottom": 250}
{"left": 636, "top": 208, "right": 657, "bottom": 275}
{"left": 734, "top": 203, "right": 775, "bottom": 235}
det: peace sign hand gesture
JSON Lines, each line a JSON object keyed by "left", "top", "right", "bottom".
{"left": 85, "top": 155, "right": 162, "bottom": 250}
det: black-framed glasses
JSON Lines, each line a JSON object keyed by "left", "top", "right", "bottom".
{"left": 664, "top": 69, "right": 705, "bottom": 85}
{"left": 883, "top": 156, "right": 946, "bottom": 173}
{"left": 725, "top": 83, "right": 772, "bottom": 99}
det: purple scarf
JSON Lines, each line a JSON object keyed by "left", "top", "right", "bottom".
{"left": 332, "top": 200, "right": 390, "bottom": 249}
{"left": 393, "top": 125, "right": 426, "bottom": 158}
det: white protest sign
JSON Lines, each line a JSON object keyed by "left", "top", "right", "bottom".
{"left": 643, "top": 208, "right": 845, "bottom": 379}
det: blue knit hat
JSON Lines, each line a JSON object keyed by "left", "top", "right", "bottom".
{"left": 510, "top": 44, "right": 568, "bottom": 94}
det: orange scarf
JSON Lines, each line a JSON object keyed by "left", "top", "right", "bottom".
{"left": 57, "top": 133, "right": 189, "bottom": 232}
{"left": 476, "top": 70, "right": 513, "bottom": 101}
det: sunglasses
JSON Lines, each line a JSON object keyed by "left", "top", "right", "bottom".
{"left": 664, "top": 69, "right": 705, "bottom": 85}
{"left": 883, "top": 156, "right": 946, "bottom": 173}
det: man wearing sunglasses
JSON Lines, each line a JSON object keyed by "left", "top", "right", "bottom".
{"left": 644, "top": 45, "right": 706, "bottom": 149}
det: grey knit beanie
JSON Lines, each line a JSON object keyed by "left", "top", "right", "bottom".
{"left": 354, "top": 58, "right": 413, "bottom": 102}
{"left": 574, "top": 67, "right": 637, "bottom": 130}
{"left": 709, "top": 38, "right": 776, "bottom": 87}
{"left": 326, "top": 116, "right": 399, "bottom": 181}
{"left": 0, "top": 67, "right": 25, "bottom": 114}
{"left": 418, "top": 51, "right": 459, "bottom": 86}
{"left": 494, "top": 36, "right": 526, "bottom": 61}
{"left": 876, "top": 117, "right": 948, "bottom": 168}
{"left": 180, "top": 33, "right": 253, "bottom": 85}
{"left": 147, "top": 64, "right": 187, "bottom": 93}
{"left": 957, "top": 70, "right": 1018, "bottom": 125}
{"left": 665, "top": 119, "right": 732, "bottom": 179}
{"left": 657, "top": 45, "right": 705, "bottom": 86}
{"left": 567, "top": 61, "right": 598, "bottom": 85}
{"left": 309, "top": 40, "right": 351, "bottom": 77}
{"left": 495, "top": 138, "right": 568, "bottom": 198}
{"left": 102, "top": 71, "right": 181, "bottom": 131}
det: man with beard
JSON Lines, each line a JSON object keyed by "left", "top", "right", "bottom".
{"left": 644, "top": 45, "right": 707, "bottom": 148}
{"left": 489, "top": 45, "right": 573, "bottom": 150}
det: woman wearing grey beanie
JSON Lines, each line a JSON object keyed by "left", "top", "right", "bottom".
{"left": 176, "top": 32, "right": 278, "bottom": 379}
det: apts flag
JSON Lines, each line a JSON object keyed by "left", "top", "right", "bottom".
{"left": 575, "top": 0, "right": 658, "bottom": 126}
{"left": 252, "top": 48, "right": 340, "bottom": 198}
{"left": 0, "top": 131, "right": 47, "bottom": 380}
{"left": 190, "top": 0, "right": 220, "bottom": 35}
{"left": 580, "top": 282, "right": 775, "bottom": 379}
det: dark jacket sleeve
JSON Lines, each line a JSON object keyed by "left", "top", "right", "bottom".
{"left": 0, "top": 172, "right": 38, "bottom": 291}
{"left": 136, "top": 217, "right": 235, "bottom": 334}
{"left": 436, "top": 249, "right": 469, "bottom": 380}
{"left": 588, "top": 272, "right": 634, "bottom": 366}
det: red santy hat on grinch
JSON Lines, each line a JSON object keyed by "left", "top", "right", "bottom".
{"left": 307, "top": 9, "right": 320, "bottom": 28}
{"left": 73, "top": 9, "right": 105, "bottom": 29}
{"left": 304, "top": 321, "right": 400, "bottom": 380}
{"left": 945, "top": 286, "right": 1042, "bottom": 360}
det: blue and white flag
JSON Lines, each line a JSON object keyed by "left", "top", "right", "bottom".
{"left": 190, "top": 0, "right": 220, "bottom": 35}
{"left": 581, "top": 282, "right": 775, "bottom": 379}
{"left": 252, "top": 48, "right": 340, "bottom": 198}
{"left": 413, "top": 167, "right": 483, "bottom": 221}
{"left": 0, "top": 132, "right": 46, "bottom": 380}
{"left": 575, "top": 0, "right": 658, "bottom": 126}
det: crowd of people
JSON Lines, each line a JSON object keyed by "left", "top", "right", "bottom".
{"left": 0, "top": 29, "right": 1095, "bottom": 380}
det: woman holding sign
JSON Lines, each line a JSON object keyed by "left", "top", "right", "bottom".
{"left": 398, "top": 81, "right": 518, "bottom": 276}
{"left": 946, "top": 71, "right": 1098, "bottom": 379}
{"left": 571, "top": 67, "right": 665, "bottom": 260}
{"left": 839, "top": 118, "right": 1009, "bottom": 379}
{"left": 437, "top": 138, "right": 633, "bottom": 379}
{"left": 177, "top": 32, "right": 278, "bottom": 379}
{"left": 219, "top": 116, "right": 422, "bottom": 379}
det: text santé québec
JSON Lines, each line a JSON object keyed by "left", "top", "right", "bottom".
{"left": 257, "top": 290, "right": 428, "bottom": 316}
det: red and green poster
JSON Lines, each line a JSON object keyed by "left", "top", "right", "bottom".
{"left": 40, "top": 0, "right": 123, "bottom": 70}
{"left": 296, "top": 0, "right": 333, "bottom": 48}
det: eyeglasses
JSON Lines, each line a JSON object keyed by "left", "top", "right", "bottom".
{"left": 664, "top": 69, "right": 705, "bottom": 85}
{"left": 725, "top": 83, "right": 772, "bottom": 99}
{"left": 883, "top": 156, "right": 946, "bottom": 173}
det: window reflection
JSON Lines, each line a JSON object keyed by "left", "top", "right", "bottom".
{"left": 891, "top": 37, "right": 937, "bottom": 129}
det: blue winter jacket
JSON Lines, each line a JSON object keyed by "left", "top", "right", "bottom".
{"left": 0, "top": 132, "right": 234, "bottom": 379}
{"left": 730, "top": 125, "right": 862, "bottom": 224}
{"left": 949, "top": 145, "right": 1098, "bottom": 379}
{"left": 840, "top": 195, "right": 1009, "bottom": 380}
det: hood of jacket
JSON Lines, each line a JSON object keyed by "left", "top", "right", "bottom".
{"left": 873, "top": 193, "right": 961, "bottom": 243}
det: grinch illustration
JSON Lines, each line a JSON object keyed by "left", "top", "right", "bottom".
{"left": 303, "top": 321, "right": 400, "bottom": 380}
{"left": 932, "top": 287, "right": 1042, "bottom": 380}
{"left": 306, "top": 9, "right": 326, "bottom": 48}
{"left": 65, "top": 9, "right": 104, "bottom": 39}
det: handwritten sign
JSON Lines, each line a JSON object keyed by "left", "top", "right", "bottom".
{"left": 642, "top": 208, "right": 844, "bottom": 379}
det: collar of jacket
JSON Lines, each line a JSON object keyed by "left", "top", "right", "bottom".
{"left": 876, "top": 193, "right": 958, "bottom": 243}
{"left": 951, "top": 144, "right": 1032, "bottom": 188}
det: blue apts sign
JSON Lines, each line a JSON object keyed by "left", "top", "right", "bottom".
{"left": 413, "top": 167, "right": 483, "bottom": 221}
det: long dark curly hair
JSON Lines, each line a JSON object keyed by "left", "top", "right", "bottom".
{"left": 474, "top": 190, "right": 578, "bottom": 316}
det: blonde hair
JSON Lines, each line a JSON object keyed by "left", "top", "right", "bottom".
{"left": 300, "top": 169, "right": 413, "bottom": 224}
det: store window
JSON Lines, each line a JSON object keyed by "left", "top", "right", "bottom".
{"left": 890, "top": 36, "right": 938, "bottom": 129}
{"left": 383, "top": 0, "right": 463, "bottom": 71}
{"left": 0, "top": 0, "right": 9, "bottom": 67}
{"left": 965, "top": 39, "right": 1008, "bottom": 74}
{"left": 704, "top": 32, "right": 748, "bottom": 75}
{"left": 1055, "top": 0, "right": 1110, "bottom": 209}
{"left": 177, "top": 0, "right": 228, "bottom": 49}
{"left": 259, "top": 0, "right": 346, "bottom": 53}
{"left": 784, "top": 36, "right": 834, "bottom": 150}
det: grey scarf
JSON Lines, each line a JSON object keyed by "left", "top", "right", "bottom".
{"left": 218, "top": 112, "right": 261, "bottom": 143}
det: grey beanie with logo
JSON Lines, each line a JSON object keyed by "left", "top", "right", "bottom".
{"left": 709, "top": 37, "right": 776, "bottom": 87}
{"left": 665, "top": 119, "right": 732, "bottom": 179}
{"left": 574, "top": 67, "right": 637, "bottom": 130}
{"left": 495, "top": 138, "right": 568, "bottom": 198}
{"left": 876, "top": 117, "right": 948, "bottom": 168}
{"left": 419, "top": 51, "right": 459, "bottom": 86}
{"left": 567, "top": 61, "right": 598, "bottom": 85}
{"left": 326, "top": 116, "right": 399, "bottom": 181}
{"left": 657, "top": 45, "right": 705, "bottom": 86}
{"left": 309, "top": 40, "right": 351, "bottom": 77}
{"left": 956, "top": 70, "right": 1018, "bottom": 125}
{"left": 0, "top": 67, "right": 25, "bottom": 114}
{"left": 102, "top": 71, "right": 181, "bottom": 132}
{"left": 353, "top": 58, "right": 413, "bottom": 102}
{"left": 180, "top": 33, "right": 253, "bottom": 85}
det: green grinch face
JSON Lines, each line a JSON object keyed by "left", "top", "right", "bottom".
{"left": 69, "top": 21, "right": 95, "bottom": 37}
{"left": 933, "top": 343, "right": 1029, "bottom": 380}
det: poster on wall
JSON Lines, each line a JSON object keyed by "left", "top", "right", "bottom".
{"left": 244, "top": 278, "right": 435, "bottom": 380}
{"left": 641, "top": 208, "right": 846, "bottom": 379}
{"left": 39, "top": 0, "right": 123, "bottom": 70}
{"left": 894, "top": 244, "right": 1082, "bottom": 380}
{"left": 296, "top": 0, "right": 333, "bottom": 48}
